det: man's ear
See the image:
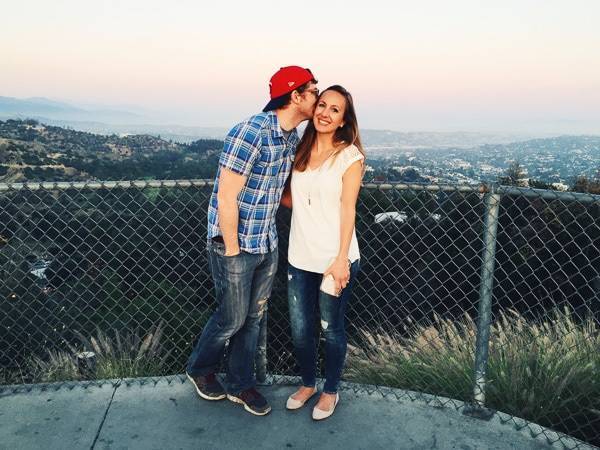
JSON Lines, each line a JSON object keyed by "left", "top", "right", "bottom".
{"left": 291, "top": 90, "right": 301, "bottom": 104}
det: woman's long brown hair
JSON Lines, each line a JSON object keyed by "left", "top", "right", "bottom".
{"left": 294, "top": 85, "right": 365, "bottom": 172}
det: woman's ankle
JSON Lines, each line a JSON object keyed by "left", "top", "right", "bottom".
{"left": 299, "top": 385, "right": 316, "bottom": 392}
{"left": 293, "top": 386, "right": 316, "bottom": 399}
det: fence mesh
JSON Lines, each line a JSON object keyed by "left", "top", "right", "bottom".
{"left": 1, "top": 180, "right": 598, "bottom": 448}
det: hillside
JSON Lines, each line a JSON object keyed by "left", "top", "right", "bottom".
{"left": 0, "top": 119, "right": 223, "bottom": 182}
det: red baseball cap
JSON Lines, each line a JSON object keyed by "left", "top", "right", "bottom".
{"left": 263, "top": 66, "right": 316, "bottom": 112}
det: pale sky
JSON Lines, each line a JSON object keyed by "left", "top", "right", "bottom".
{"left": 2, "top": 0, "right": 600, "bottom": 133}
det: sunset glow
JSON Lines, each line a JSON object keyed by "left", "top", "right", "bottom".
{"left": 1, "top": 0, "right": 599, "bottom": 132}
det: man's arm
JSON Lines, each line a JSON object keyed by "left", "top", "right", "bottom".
{"left": 217, "top": 168, "right": 248, "bottom": 256}
{"left": 215, "top": 119, "right": 261, "bottom": 255}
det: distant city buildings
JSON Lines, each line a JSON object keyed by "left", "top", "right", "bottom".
{"left": 364, "top": 136, "right": 600, "bottom": 186}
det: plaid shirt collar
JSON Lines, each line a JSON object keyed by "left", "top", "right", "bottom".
{"left": 266, "top": 110, "right": 299, "bottom": 146}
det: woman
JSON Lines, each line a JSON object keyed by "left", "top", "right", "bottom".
{"left": 285, "top": 85, "right": 365, "bottom": 420}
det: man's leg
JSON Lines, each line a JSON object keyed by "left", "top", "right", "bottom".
{"left": 186, "top": 241, "right": 255, "bottom": 393}
{"left": 226, "top": 248, "right": 278, "bottom": 392}
{"left": 225, "top": 248, "right": 278, "bottom": 415}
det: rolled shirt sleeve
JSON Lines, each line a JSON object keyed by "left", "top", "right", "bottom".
{"left": 219, "top": 122, "right": 261, "bottom": 177}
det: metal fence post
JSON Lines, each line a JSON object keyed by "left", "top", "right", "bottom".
{"left": 464, "top": 185, "right": 500, "bottom": 419}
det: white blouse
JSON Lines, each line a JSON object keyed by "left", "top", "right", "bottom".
{"left": 288, "top": 144, "right": 364, "bottom": 273}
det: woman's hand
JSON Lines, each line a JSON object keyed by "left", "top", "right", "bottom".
{"left": 323, "top": 257, "right": 350, "bottom": 294}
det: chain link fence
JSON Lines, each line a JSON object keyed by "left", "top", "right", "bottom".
{"left": 1, "top": 180, "right": 598, "bottom": 448}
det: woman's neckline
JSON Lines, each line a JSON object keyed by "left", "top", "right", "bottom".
{"left": 306, "top": 142, "right": 350, "bottom": 171}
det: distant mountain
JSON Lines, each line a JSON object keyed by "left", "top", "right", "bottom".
{"left": 359, "top": 129, "right": 550, "bottom": 150}
{"left": 8, "top": 117, "right": 230, "bottom": 142}
{"left": 1, "top": 96, "right": 552, "bottom": 147}
{"left": 0, "top": 96, "right": 229, "bottom": 141}
{"left": 0, "top": 96, "right": 143, "bottom": 124}
{"left": 0, "top": 96, "right": 86, "bottom": 115}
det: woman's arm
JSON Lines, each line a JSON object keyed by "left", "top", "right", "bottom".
{"left": 280, "top": 173, "right": 292, "bottom": 209}
{"left": 323, "top": 159, "right": 363, "bottom": 291}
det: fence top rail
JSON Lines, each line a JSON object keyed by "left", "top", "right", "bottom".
{"left": 1, "top": 180, "right": 483, "bottom": 193}
{"left": 361, "top": 182, "right": 486, "bottom": 193}
{"left": 0, "top": 179, "right": 599, "bottom": 202}
{"left": 497, "top": 185, "right": 600, "bottom": 203}
{"left": 0, "top": 179, "right": 215, "bottom": 192}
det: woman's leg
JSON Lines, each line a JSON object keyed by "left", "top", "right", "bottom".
{"left": 319, "top": 260, "right": 360, "bottom": 394}
{"left": 287, "top": 264, "right": 320, "bottom": 388}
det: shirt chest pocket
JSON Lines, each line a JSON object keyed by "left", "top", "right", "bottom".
{"left": 255, "top": 145, "right": 284, "bottom": 176}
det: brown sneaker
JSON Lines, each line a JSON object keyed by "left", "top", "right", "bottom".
{"left": 186, "top": 372, "right": 226, "bottom": 401}
{"left": 227, "top": 388, "right": 271, "bottom": 416}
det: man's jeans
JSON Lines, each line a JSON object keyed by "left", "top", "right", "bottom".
{"left": 186, "top": 239, "right": 278, "bottom": 394}
{"left": 287, "top": 260, "right": 360, "bottom": 394}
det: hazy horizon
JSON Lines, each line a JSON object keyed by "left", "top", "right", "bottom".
{"left": 2, "top": 0, "right": 600, "bottom": 134}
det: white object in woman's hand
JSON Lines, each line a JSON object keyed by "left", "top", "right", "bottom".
{"left": 323, "top": 257, "right": 351, "bottom": 294}
{"left": 320, "top": 274, "right": 340, "bottom": 297}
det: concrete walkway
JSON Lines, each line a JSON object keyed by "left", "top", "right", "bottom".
{"left": 0, "top": 376, "right": 592, "bottom": 450}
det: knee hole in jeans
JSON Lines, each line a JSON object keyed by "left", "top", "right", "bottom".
{"left": 257, "top": 297, "right": 268, "bottom": 317}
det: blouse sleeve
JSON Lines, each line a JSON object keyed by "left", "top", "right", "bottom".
{"left": 341, "top": 144, "right": 365, "bottom": 173}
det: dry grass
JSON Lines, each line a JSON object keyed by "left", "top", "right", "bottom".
{"left": 27, "top": 321, "right": 170, "bottom": 382}
{"left": 346, "top": 308, "right": 600, "bottom": 443}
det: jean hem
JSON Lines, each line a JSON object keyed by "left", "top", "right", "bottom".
{"left": 185, "top": 363, "right": 219, "bottom": 377}
{"left": 227, "top": 382, "right": 256, "bottom": 395}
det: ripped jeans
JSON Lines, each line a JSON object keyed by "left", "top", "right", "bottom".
{"left": 186, "top": 238, "right": 278, "bottom": 394}
{"left": 287, "top": 261, "right": 360, "bottom": 394}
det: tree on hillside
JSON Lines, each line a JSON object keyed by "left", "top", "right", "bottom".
{"left": 499, "top": 161, "right": 526, "bottom": 186}
{"left": 572, "top": 172, "right": 600, "bottom": 194}
{"left": 0, "top": 142, "right": 8, "bottom": 163}
{"left": 528, "top": 179, "right": 555, "bottom": 190}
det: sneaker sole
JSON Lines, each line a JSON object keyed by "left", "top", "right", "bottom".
{"left": 186, "top": 373, "right": 226, "bottom": 401}
{"left": 227, "top": 394, "right": 272, "bottom": 416}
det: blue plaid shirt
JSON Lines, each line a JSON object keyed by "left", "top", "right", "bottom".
{"left": 207, "top": 111, "right": 299, "bottom": 254}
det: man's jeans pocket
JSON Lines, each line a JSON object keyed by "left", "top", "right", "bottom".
{"left": 210, "top": 237, "right": 241, "bottom": 258}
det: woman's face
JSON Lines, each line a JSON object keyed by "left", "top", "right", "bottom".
{"left": 313, "top": 90, "right": 346, "bottom": 134}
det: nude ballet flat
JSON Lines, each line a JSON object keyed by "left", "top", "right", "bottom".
{"left": 312, "top": 393, "right": 339, "bottom": 420}
{"left": 286, "top": 387, "right": 317, "bottom": 410}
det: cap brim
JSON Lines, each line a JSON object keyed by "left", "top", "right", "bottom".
{"left": 262, "top": 98, "right": 279, "bottom": 112}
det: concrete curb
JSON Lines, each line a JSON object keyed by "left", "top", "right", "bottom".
{"left": 1, "top": 374, "right": 596, "bottom": 449}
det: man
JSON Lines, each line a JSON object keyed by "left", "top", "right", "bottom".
{"left": 186, "top": 66, "right": 318, "bottom": 416}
